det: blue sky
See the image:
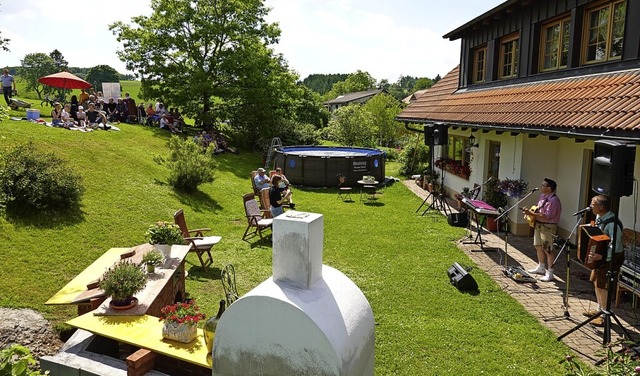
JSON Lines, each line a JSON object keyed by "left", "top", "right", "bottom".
{"left": 1, "top": 0, "right": 503, "bottom": 82}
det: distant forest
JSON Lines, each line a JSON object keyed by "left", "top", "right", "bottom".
{"left": 6, "top": 66, "right": 136, "bottom": 81}
{"left": 302, "top": 72, "right": 439, "bottom": 101}
{"left": 302, "top": 73, "right": 349, "bottom": 95}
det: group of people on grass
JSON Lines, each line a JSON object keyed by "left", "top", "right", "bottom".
{"left": 254, "top": 167, "right": 295, "bottom": 217}
{"left": 193, "top": 130, "right": 237, "bottom": 154}
{"left": 145, "top": 102, "right": 185, "bottom": 133}
{"left": 48, "top": 89, "right": 189, "bottom": 134}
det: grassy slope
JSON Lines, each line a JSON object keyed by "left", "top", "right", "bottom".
{"left": 0, "top": 117, "right": 578, "bottom": 374}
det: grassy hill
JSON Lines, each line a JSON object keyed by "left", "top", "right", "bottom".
{"left": 0, "top": 118, "right": 578, "bottom": 375}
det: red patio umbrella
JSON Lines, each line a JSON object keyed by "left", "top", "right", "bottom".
{"left": 38, "top": 71, "right": 92, "bottom": 90}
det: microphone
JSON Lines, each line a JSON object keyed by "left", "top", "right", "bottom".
{"left": 483, "top": 176, "right": 494, "bottom": 185}
{"left": 530, "top": 187, "right": 539, "bottom": 192}
{"left": 572, "top": 206, "right": 591, "bottom": 216}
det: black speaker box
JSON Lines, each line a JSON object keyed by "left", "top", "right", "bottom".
{"left": 433, "top": 123, "right": 448, "bottom": 145}
{"left": 448, "top": 213, "right": 469, "bottom": 227}
{"left": 424, "top": 125, "right": 434, "bottom": 145}
{"left": 447, "top": 262, "right": 478, "bottom": 291}
{"left": 592, "top": 140, "right": 636, "bottom": 197}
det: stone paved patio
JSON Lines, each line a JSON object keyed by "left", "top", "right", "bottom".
{"left": 403, "top": 180, "right": 640, "bottom": 363}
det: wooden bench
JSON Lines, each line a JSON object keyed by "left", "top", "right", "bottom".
{"left": 615, "top": 228, "right": 640, "bottom": 307}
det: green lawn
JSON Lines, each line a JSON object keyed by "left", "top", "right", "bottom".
{"left": 0, "top": 118, "right": 580, "bottom": 375}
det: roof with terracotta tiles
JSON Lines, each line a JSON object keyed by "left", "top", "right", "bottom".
{"left": 397, "top": 66, "right": 640, "bottom": 140}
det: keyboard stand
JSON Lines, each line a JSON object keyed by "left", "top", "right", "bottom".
{"left": 463, "top": 211, "right": 499, "bottom": 252}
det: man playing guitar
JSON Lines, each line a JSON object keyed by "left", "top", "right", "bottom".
{"left": 584, "top": 195, "right": 624, "bottom": 327}
{"left": 523, "top": 178, "right": 562, "bottom": 282}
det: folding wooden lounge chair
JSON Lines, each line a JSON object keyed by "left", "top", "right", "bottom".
{"left": 173, "top": 209, "right": 221, "bottom": 270}
{"left": 242, "top": 193, "right": 273, "bottom": 241}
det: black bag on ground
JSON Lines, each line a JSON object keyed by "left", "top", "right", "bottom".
{"left": 448, "top": 212, "right": 469, "bottom": 227}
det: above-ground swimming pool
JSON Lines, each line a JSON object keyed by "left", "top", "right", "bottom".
{"left": 273, "top": 146, "right": 385, "bottom": 187}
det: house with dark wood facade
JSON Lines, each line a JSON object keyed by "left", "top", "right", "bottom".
{"left": 398, "top": 0, "right": 640, "bottom": 237}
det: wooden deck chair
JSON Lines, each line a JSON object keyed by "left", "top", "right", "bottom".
{"left": 337, "top": 173, "right": 353, "bottom": 202}
{"left": 173, "top": 209, "right": 221, "bottom": 270}
{"left": 221, "top": 264, "right": 239, "bottom": 307}
{"left": 250, "top": 170, "right": 261, "bottom": 196}
{"left": 242, "top": 193, "right": 273, "bottom": 241}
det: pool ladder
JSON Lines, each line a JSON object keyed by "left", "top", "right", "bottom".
{"left": 264, "top": 137, "right": 282, "bottom": 169}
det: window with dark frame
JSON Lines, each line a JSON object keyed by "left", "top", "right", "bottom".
{"left": 442, "top": 135, "right": 472, "bottom": 178}
{"left": 499, "top": 33, "right": 519, "bottom": 79}
{"left": 583, "top": 0, "right": 626, "bottom": 64}
{"left": 541, "top": 16, "right": 571, "bottom": 71}
{"left": 473, "top": 46, "right": 487, "bottom": 83}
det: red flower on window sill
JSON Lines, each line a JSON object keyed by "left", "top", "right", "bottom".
{"left": 435, "top": 158, "right": 471, "bottom": 179}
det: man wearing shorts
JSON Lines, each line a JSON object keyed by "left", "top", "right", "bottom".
{"left": 583, "top": 195, "right": 624, "bottom": 326}
{"left": 525, "top": 178, "right": 562, "bottom": 282}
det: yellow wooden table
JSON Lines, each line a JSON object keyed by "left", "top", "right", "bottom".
{"left": 67, "top": 312, "right": 212, "bottom": 369}
{"left": 45, "top": 247, "right": 131, "bottom": 306}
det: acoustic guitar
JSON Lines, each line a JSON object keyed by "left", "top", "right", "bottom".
{"left": 521, "top": 205, "right": 538, "bottom": 228}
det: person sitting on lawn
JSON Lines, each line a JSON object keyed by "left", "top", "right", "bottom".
{"left": 106, "top": 98, "right": 117, "bottom": 122}
{"left": 115, "top": 98, "right": 128, "bottom": 123}
{"left": 86, "top": 102, "right": 109, "bottom": 130}
{"left": 76, "top": 105, "right": 86, "bottom": 127}
{"left": 61, "top": 103, "right": 77, "bottom": 128}
{"left": 145, "top": 104, "right": 158, "bottom": 126}
{"left": 51, "top": 102, "right": 63, "bottom": 127}
{"left": 159, "top": 113, "right": 181, "bottom": 133}
{"left": 254, "top": 168, "right": 271, "bottom": 191}
{"left": 274, "top": 167, "right": 294, "bottom": 209}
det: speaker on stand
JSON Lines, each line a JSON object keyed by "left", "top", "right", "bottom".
{"left": 433, "top": 123, "right": 448, "bottom": 146}
{"left": 592, "top": 140, "right": 635, "bottom": 197}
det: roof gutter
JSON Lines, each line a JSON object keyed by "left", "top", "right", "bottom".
{"left": 398, "top": 118, "right": 640, "bottom": 144}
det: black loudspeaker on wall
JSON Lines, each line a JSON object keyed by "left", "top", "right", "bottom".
{"left": 592, "top": 140, "right": 636, "bottom": 197}
{"left": 447, "top": 262, "right": 478, "bottom": 291}
{"left": 424, "top": 125, "right": 434, "bottom": 145}
{"left": 433, "top": 123, "right": 448, "bottom": 145}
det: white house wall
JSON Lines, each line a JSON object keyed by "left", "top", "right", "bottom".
{"left": 445, "top": 130, "right": 640, "bottom": 237}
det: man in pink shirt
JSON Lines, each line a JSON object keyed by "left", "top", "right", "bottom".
{"left": 524, "top": 178, "right": 562, "bottom": 282}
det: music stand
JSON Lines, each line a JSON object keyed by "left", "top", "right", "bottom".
{"left": 496, "top": 188, "right": 539, "bottom": 271}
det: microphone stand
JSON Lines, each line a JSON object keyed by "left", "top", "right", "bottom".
{"left": 496, "top": 188, "right": 539, "bottom": 273}
{"left": 544, "top": 214, "right": 583, "bottom": 321}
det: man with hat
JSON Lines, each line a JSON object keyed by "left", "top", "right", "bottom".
{"left": 254, "top": 168, "right": 270, "bottom": 191}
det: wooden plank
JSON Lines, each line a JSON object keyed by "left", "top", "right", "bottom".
{"left": 67, "top": 313, "right": 211, "bottom": 369}
{"left": 45, "top": 247, "right": 131, "bottom": 305}
{"left": 92, "top": 245, "right": 190, "bottom": 316}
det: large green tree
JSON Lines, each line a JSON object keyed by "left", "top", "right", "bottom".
{"left": 49, "top": 49, "right": 68, "bottom": 71}
{"left": 325, "top": 105, "right": 374, "bottom": 147}
{"left": 85, "top": 65, "right": 120, "bottom": 92}
{"left": 361, "top": 93, "right": 405, "bottom": 147}
{"left": 19, "top": 53, "right": 57, "bottom": 100}
{"left": 110, "top": 0, "right": 283, "bottom": 131}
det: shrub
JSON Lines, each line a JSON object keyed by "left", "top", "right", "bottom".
{"left": 0, "top": 344, "right": 47, "bottom": 375}
{"left": 0, "top": 142, "right": 84, "bottom": 211}
{"left": 398, "top": 144, "right": 431, "bottom": 176}
{"left": 157, "top": 136, "right": 216, "bottom": 193}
